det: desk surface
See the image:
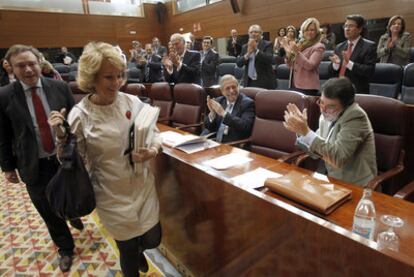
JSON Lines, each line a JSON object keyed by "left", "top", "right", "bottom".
{"left": 155, "top": 124, "right": 414, "bottom": 276}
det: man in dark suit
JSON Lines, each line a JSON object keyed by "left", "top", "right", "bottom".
{"left": 162, "top": 33, "right": 201, "bottom": 85}
{"left": 0, "top": 45, "right": 79, "bottom": 272}
{"left": 227, "top": 29, "right": 242, "bottom": 57}
{"left": 143, "top": 43, "right": 164, "bottom": 83}
{"left": 152, "top": 37, "right": 167, "bottom": 57}
{"left": 200, "top": 36, "right": 219, "bottom": 87}
{"left": 55, "top": 46, "right": 76, "bottom": 65}
{"left": 236, "top": 24, "right": 276, "bottom": 89}
{"left": 202, "top": 74, "right": 255, "bottom": 143}
{"left": 329, "top": 14, "right": 377, "bottom": 94}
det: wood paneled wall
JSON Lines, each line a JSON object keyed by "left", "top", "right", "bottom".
{"left": 0, "top": 3, "right": 165, "bottom": 54}
{"left": 163, "top": 0, "right": 414, "bottom": 42}
{"left": 1, "top": 1, "right": 413, "bottom": 54}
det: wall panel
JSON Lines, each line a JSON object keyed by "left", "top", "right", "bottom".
{"left": 0, "top": 3, "right": 165, "bottom": 54}
{"left": 164, "top": 0, "right": 414, "bottom": 42}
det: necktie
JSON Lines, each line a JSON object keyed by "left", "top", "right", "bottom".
{"left": 31, "top": 87, "right": 54, "bottom": 153}
{"left": 247, "top": 53, "right": 257, "bottom": 80}
{"left": 216, "top": 104, "right": 233, "bottom": 142}
{"left": 339, "top": 42, "right": 353, "bottom": 77}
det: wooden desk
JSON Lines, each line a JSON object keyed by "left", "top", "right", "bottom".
{"left": 154, "top": 124, "right": 414, "bottom": 276}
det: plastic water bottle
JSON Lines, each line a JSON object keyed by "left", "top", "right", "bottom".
{"left": 352, "top": 188, "right": 376, "bottom": 240}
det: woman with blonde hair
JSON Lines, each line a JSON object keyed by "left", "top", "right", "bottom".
{"left": 282, "top": 18, "right": 325, "bottom": 95}
{"left": 48, "top": 42, "right": 161, "bottom": 276}
{"left": 377, "top": 15, "right": 412, "bottom": 66}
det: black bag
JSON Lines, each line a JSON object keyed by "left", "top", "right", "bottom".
{"left": 46, "top": 120, "right": 96, "bottom": 219}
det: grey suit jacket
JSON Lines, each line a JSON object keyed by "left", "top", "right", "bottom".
{"left": 0, "top": 78, "right": 75, "bottom": 186}
{"left": 309, "top": 103, "right": 377, "bottom": 186}
{"left": 377, "top": 32, "right": 412, "bottom": 66}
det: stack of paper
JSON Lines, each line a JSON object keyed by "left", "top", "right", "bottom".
{"left": 160, "top": 131, "right": 219, "bottom": 154}
{"left": 134, "top": 104, "right": 160, "bottom": 173}
{"left": 231, "top": 168, "right": 282, "bottom": 189}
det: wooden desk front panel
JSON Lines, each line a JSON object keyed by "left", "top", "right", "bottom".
{"left": 154, "top": 125, "right": 414, "bottom": 276}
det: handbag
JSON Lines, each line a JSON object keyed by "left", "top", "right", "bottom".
{"left": 46, "top": 120, "right": 96, "bottom": 219}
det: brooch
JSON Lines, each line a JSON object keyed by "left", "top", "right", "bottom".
{"left": 125, "top": 110, "right": 131, "bottom": 120}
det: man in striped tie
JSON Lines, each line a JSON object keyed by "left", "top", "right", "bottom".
{"left": 0, "top": 44, "right": 79, "bottom": 272}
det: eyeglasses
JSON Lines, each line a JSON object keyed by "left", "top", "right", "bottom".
{"left": 316, "top": 98, "right": 339, "bottom": 112}
{"left": 343, "top": 24, "right": 358, "bottom": 29}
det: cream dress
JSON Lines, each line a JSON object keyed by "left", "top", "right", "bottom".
{"left": 68, "top": 92, "right": 160, "bottom": 241}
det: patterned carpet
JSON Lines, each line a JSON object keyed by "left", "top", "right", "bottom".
{"left": 0, "top": 174, "right": 162, "bottom": 276}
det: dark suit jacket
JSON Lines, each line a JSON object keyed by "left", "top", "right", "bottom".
{"left": 201, "top": 49, "right": 219, "bottom": 87}
{"left": 145, "top": 54, "right": 164, "bottom": 83}
{"left": 154, "top": 45, "right": 167, "bottom": 57}
{"left": 227, "top": 38, "right": 242, "bottom": 57}
{"left": 0, "top": 78, "right": 75, "bottom": 186}
{"left": 332, "top": 38, "right": 377, "bottom": 93}
{"left": 202, "top": 93, "right": 255, "bottom": 143}
{"left": 236, "top": 39, "right": 276, "bottom": 89}
{"left": 164, "top": 50, "right": 201, "bottom": 85}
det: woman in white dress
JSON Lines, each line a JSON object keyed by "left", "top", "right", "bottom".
{"left": 48, "top": 42, "right": 161, "bottom": 276}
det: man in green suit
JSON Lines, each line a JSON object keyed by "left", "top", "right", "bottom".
{"left": 283, "top": 77, "right": 377, "bottom": 186}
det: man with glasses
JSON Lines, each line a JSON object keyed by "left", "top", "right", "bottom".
{"left": 0, "top": 44, "right": 80, "bottom": 272}
{"left": 236, "top": 24, "right": 276, "bottom": 89}
{"left": 329, "top": 14, "right": 377, "bottom": 94}
{"left": 283, "top": 78, "right": 377, "bottom": 187}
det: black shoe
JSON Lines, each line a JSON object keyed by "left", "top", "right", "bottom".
{"left": 69, "top": 218, "right": 84, "bottom": 231}
{"left": 138, "top": 252, "right": 149, "bottom": 273}
{"left": 59, "top": 254, "right": 73, "bottom": 272}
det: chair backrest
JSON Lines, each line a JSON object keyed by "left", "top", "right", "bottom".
{"left": 322, "top": 50, "right": 334, "bottom": 61}
{"left": 54, "top": 63, "right": 70, "bottom": 74}
{"left": 127, "top": 68, "right": 144, "bottom": 83}
{"left": 250, "top": 90, "right": 310, "bottom": 159}
{"left": 355, "top": 94, "right": 406, "bottom": 193}
{"left": 217, "top": 63, "right": 236, "bottom": 78}
{"left": 68, "top": 81, "right": 88, "bottom": 103}
{"left": 401, "top": 63, "right": 414, "bottom": 104}
{"left": 68, "top": 70, "right": 77, "bottom": 82}
{"left": 276, "top": 64, "right": 290, "bottom": 90}
{"left": 319, "top": 61, "right": 332, "bottom": 87}
{"left": 171, "top": 83, "right": 206, "bottom": 134}
{"left": 239, "top": 87, "right": 266, "bottom": 100}
{"left": 410, "top": 47, "right": 414, "bottom": 63}
{"left": 70, "top": 63, "right": 78, "bottom": 72}
{"left": 219, "top": 55, "right": 237, "bottom": 63}
{"left": 122, "top": 83, "right": 146, "bottom": 97}
{"left": 148, "top": 82, "right": 174, "bottom": 121}
{"left": 369, "top": 63, "right": 403, "bottom": 98}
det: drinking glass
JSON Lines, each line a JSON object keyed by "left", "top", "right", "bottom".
{"left": 377, "top": 215, "right": 404, "bottom": 252}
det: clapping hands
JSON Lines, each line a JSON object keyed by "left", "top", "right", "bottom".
{"left": 283, "top": 103, "right": 310, "bottom": 136}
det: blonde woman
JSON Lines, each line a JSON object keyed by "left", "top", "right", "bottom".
{"left": 48, "top": 42, "right": 161, "bottom": 276}
{"left": 377, "top": 15, "right": 412, "bottom": 66}
{"left": 282, "top": 18, "right": 325, "bottom": 95}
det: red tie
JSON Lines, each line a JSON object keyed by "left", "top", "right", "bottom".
{"left": 339, "top": 42, "right": 353, "bottom": 77}
{"left": 31, "top": 87, "right": 54, "bottom": 153}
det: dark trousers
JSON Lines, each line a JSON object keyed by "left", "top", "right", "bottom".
{"left": 25, "top": 156, "right": 75, "bottom": 256}
{"left": 115, "top": 222, "right": 162, "bottom": 277}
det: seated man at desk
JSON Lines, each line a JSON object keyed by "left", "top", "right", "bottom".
{"left": 202, "top": 74, "right": 255, "bottom": 143}
{"left": 283, "top": 77, "right": 377, "bottom": 186}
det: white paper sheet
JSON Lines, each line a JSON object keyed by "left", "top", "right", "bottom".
{"left": 203, "top": 153, "right": 252, "bottom": 170}
{"left": 231, "top": 167, "right": 283, "bottom": 189}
